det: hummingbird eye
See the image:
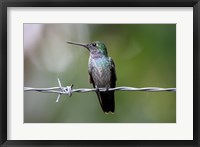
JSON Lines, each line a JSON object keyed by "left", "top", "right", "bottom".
{"left": 91, "top": 43, "right": 96, "bottom": 47}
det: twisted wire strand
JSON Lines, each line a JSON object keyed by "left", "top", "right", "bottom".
{"left": 24, "top": 86, "right": 176, "bottom": 93}
{"left": 24, "top": 79, "right": 176, "bottom": 102}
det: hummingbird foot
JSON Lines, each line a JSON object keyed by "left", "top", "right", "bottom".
{"left": 95, "top": 85, "right": 100, "bottom": 92}
{"left": 106, "top": 87, "right": 109, "bottom": 92}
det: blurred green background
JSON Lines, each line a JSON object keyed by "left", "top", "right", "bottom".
{"left": 24, "top": 24, "right": 176, "bottom": 123}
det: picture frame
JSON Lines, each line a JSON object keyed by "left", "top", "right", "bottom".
{"left": 1, "top": 0, "right": 199, "bottom": 146}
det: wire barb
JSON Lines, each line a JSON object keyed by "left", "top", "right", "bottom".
{"left": 24, "top": 78, "right": 176, "bottom": 102}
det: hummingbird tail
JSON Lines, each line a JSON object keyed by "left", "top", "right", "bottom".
{"left": 98, "top": 91, "right": 115, "bottom": 113}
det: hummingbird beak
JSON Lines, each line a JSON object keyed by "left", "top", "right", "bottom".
{"left": 67, "top": 41, "right": 89, "bottom": 51}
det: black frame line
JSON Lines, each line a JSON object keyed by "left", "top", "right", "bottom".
{"left": 0, "top": 0, "right": 199, "bottom": 147}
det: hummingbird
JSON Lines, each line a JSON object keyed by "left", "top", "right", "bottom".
{"left": 67, "top": 41, "right": 117, "bottom": 113}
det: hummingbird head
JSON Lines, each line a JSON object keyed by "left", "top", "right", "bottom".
{"left": 67, "top": 41, "right": 108, "bottom": 57}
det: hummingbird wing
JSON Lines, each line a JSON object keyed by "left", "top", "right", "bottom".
{"left": 109, "top": 57, "right": 117, "bottom": 87}
{"left": 88, "top": 70, "right": 95, "bottom": 87}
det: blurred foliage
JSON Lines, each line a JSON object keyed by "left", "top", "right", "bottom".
{"left": 24, "top": 24, "right": 176, "bottom": 123}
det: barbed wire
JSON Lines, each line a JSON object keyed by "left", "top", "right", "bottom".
{"left": 24, "top": 78, "right": 176, "bottom": 102}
